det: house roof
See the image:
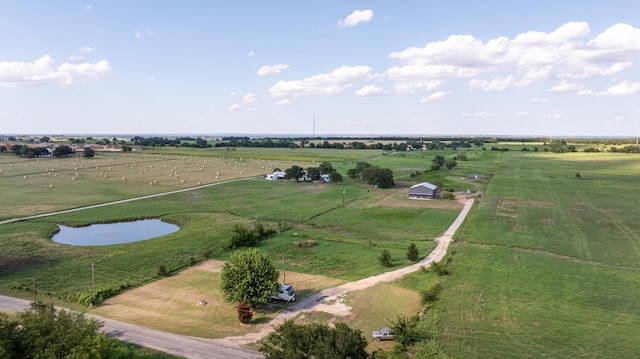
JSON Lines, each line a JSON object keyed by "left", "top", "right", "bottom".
{"left": 410, "top": 182, "right": 437, "bottom": 190}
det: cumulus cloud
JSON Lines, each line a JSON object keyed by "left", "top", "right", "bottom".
{"left": 595, "top": 80, "right": 640, "bottom": 96}
{"left": 386, "top": 21, "right": 640, "bottom": 92}
{"left": 242, "top": 92, "right": 257, "bottom": 103}
{"left": 530, "top": 97, "right": 548, "bottom": 103}
{"left": 0, "top": 55, "right": 111, "bottom": 87}
{"left": 548, "top": 80, "right": 585, "bottom": 92}
{"left": 79, "top": 46, "right": 94, "bottom": 53}
{"left": 257, "top": 64, "right": 289, "bottom": 76}
{"left": 269, "top": 65, "right": 372, "bottom": 100}
{"left": 419, "top": 91, "right": 451, "bottom": 103}
{"left": 338, "top": 9, "right": 373, "bottom": 28}
{"left": 515, "top": 111, "right": 530, "bottom": 117}
{"left": 228, "top": 104, "right": 240, "bottom": 112}
{"left": 355, "top": 84, "right": 386, "bottom": 96}
{"left": 248, "top": 51, "right": 256, "bottom": 57}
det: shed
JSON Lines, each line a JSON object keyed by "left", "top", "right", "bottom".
{"left": 409, "top": 182, "right": 438, "bottom": 199}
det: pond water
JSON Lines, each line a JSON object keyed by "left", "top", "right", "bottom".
{"left": 52, "top": 219, "right": 179, "bottom": 246}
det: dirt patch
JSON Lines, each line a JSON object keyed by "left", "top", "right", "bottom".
{"left": 495, "top": 197, "right": 554, "bottom": 218}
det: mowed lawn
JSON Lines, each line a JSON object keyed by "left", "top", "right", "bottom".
{"left": 441, "top": 151, "right": 640, "bottom": 358}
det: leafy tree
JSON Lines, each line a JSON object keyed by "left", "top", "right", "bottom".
{"left": 388, "top": 314, "right": 424, "bottom": 349}
{"left": 346, "top": 168, "right": 359, "bottom": 180}
{"left": 53, "top": 145, "right": 73, "bottom": 157}
{"left": 284, "top": 165, "right": 304, "bottom": 181}
{"left": 0, "top": 145, "right": 6, "bottom": 152}
{"left": 329, "top": 170, "right": 343, "bottom": 184}
{"left": 575, "top": 172, "right": 581, "bottom": 178}
{"left": 228, "top": 224, "right": 260, "bottom": 248}
{"left": 432, "top": 155, "right": 445, "bottom": 167}
{"left": 83, "top": 147, "right": 96, "bottom": 158}
{"left": 39, "top": 136, "right": 50, "bottom": 143}
{"left": 363, "top": 167, "right": 395, "bottom": 188}
{"left": 16, "top": 302, "right": 117, "bottom": 358}
{"left": 318, "top": 161, "right": 334, "bottom": 174}
{"left": 220, "top": 248, "right": 280, "bottom": 306}
{"left": 445, "top": 159, "right": 457, "bottom": 170}
{"left": 259, "top": 320, "right": 368, "bottom": 359}
{"left": 306, "top": 167, "right": 321, "bottom": 181}
{"left": 407, "top": 243, "right": 419, "bottom": 262}
{"left": 379, "top": 249, "right": 392, "bottom": 267}
{"left": 121, "top": 145, "right": 133, "bottom": 152}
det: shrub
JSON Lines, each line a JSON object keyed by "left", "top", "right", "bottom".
{"left": 431, "top": 260, "right": 449, "bottom": 276}
{"left": 406, "top": 243, "right": 419, "bottom": 262}
{"left": 442, "top": 192, "right": 456, "bottom": 200}
{"left": 379, "top": 249, "right": 392, "bottom": 267}
{"left": 237, "top": 302, "right": 253, "bottom": 324}
{"left": 157, "top": 264, "right": 168, "bottom": 277}
{"left": 293, "top": 240, "right": 318, "bottom": 248}
{"left": 421, "top": 282, "right": 442, "bottom": 304}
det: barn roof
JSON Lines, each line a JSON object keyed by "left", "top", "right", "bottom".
{"left": 410, "top": 182, "right": 437, "bottom": 190}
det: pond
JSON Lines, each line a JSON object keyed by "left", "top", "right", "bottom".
{"left": 52, "top": 219, "right": 179, "bottom": 246}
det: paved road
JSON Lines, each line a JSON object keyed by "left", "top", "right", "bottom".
{"left": 0, "top": 295, "right": 263, "bottom": 359}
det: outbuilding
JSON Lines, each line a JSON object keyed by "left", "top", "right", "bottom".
{"left": 409, "top": 182, "right": 438, "bottom": 199}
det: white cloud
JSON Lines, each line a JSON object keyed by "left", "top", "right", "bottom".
{"left": 338, "top": 9, "right": 373, "bottom": 28}
{"left": 86, "top": 5, "right": 92, "bottom": 11}
{"left": 242, "top": 92, "right": 257, "bottom": 103}
{"left": 0, "top": 55, "right": 111, "bottom": 87}
{"left": 246, "top": 107, "right": 259, "bottom": 112}
{"left": 257, "top": 64, "right": 289, "bottom": 76}
{"left": 269, "top": 65, "right": 372, "bottom": 100}
{"left": 530, "top": 97, "right": 548, "bottom": 103}
{"left": 548, "top": 80, "right": 585, "bottom": 92}
{"left": 68, "top": 55, "right": 83, "bottom": 61}
{"left": 515, "top": 111, "right": 530, "bottom": 117}
{"left": 134, "top": 31, "right": 141, "bottom": 40}
{"left": 79, "top": 46, "right": 94, "bottom": 53}
{"left": 596, "top": 80, "right": 640, "bottom": 96}
{"left": 248, "top": 51, "right": 256, "bottom": 57}
{"left": 605, "top": 115, "right": 624, "bottom": 123}
{"left": 228, "top": 104, "right": 240, "bottom": 112}
{"left": 275, "top": 99, "right": 291, "bottom": 105}
{"left": 461, "top": 112, "right": 492, "bottom": 118}
{"left": 386, "top": 21, "right": 640, "bottom": 92}
{"left": 355, "top": 84, "right": 386, "bottom": 96}
{"left": 419, "top": 91, "right": 451, "bottom": 103}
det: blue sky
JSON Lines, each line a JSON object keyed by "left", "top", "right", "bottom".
{"left": 1, "top": 1, "right": 640, "bottom": 136}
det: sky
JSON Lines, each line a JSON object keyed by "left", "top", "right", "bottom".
{"left": 1, "top": 1, "right": 640, "bottom": 137}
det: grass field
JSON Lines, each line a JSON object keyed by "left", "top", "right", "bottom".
{"left": 6, "top": 143, "right": 638, "bottom": 357}
{"left": 441, "top": 150, "right": 640, "bottom": 358}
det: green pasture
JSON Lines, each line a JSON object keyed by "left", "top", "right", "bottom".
{"left": 443, "top": 150, "right": 640, "bottom": 358}
{"left": 0, "top": 146, "right": 476, "bottom": 304}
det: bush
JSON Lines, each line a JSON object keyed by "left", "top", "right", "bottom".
{"left": 421, "top": 282, "right": 442, "bottom": 304}
{"left": 379, "top": 249, "right": 392, "bottom": 267}
{"left": 406, "top": 243, "right": 419, "bottom": 262}
{"left": 157, "top": 264, "right": 168, "bottom": 277}
{"left": 431, "top": 260, "right": 449, "bottom": 276}
{"left": 293, "top": 240, "right": 318, "bottom": 248}
{"left": 237, "top": 302, "right": 253, "bottom": 324}
{"left": 442, "top": 192, "right": 455, "bottom": 200}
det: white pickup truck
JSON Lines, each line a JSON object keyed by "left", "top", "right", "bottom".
{"left": 272, "top": 284, "right": 296, "bottom": 302}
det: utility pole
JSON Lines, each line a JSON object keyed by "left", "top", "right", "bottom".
{"left": 91, "top": 263, "right": 96, "bottom": 305}
{"left": 282, "top": 253, "right": 286, "bottom": 284}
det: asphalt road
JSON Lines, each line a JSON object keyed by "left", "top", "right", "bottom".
{"left": 0, "top": 295, "right": 263, "bottom": 359}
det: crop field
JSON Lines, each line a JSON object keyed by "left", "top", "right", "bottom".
{"left": 441, "top": 150, "right": 640, "bottom": 358}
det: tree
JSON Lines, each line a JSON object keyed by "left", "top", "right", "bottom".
{"left": 53, "top": 145, "right": 73, "bottom": 157}
{"left": 379, "top": 249, "right": 392, "bottom": 267}
{"left": 16, "top": 302, "right": 116, "bottom": 358}
{"left": 83, "top": 147, "right": 96, "bottom": 158}
{"left": 306, "top": 167, "right": 321, "bottom": 181}
{"left": 228, "top": 224, "right": 260, "bottom": 248}
{"left": 220, "top": 248, "right": 280, "bottom": 307}
{"left": 318, "top": 161, "right": 334, "bottom": 174}
{"left": 121, "top": 145, "right": 133, "bottom": 152}
{"left": 363, "top": 166, "right": 395, "bottom": 188}
{"left": 445, "top": 158, "right": 457, "bottom": 170}
{"left": 432, "top": 155, "right": 445, "bottom": 167}
{"left": 407, "top": 243, "right": 419, "bottom": 262}
{"left": 346, "top": 168, "right": 359, "bottom": 180}
{"left": 259, "top": 320, "right": 369, "bottom": 359}
{"left": 329, "top": 170, "right": 343, "bottom": 184}
{"left": 39, "top": 136, "right": 50, "bottom": 143}
{"left": 284, "top": 165, "right": 304, "bottom": 181}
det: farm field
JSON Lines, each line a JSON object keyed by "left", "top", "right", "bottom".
{"left": 440, "top": 150, "right": 640, "bottom": 358}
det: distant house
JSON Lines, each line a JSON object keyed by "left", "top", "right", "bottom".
{"left": 467, "top": 173, "right": 486, "bottom": 179}
{"left": 409, "top": 182, "right": 438, "bottom": 200}
{"left": 264, "top": 170, "right": 286, "bottom": 180}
